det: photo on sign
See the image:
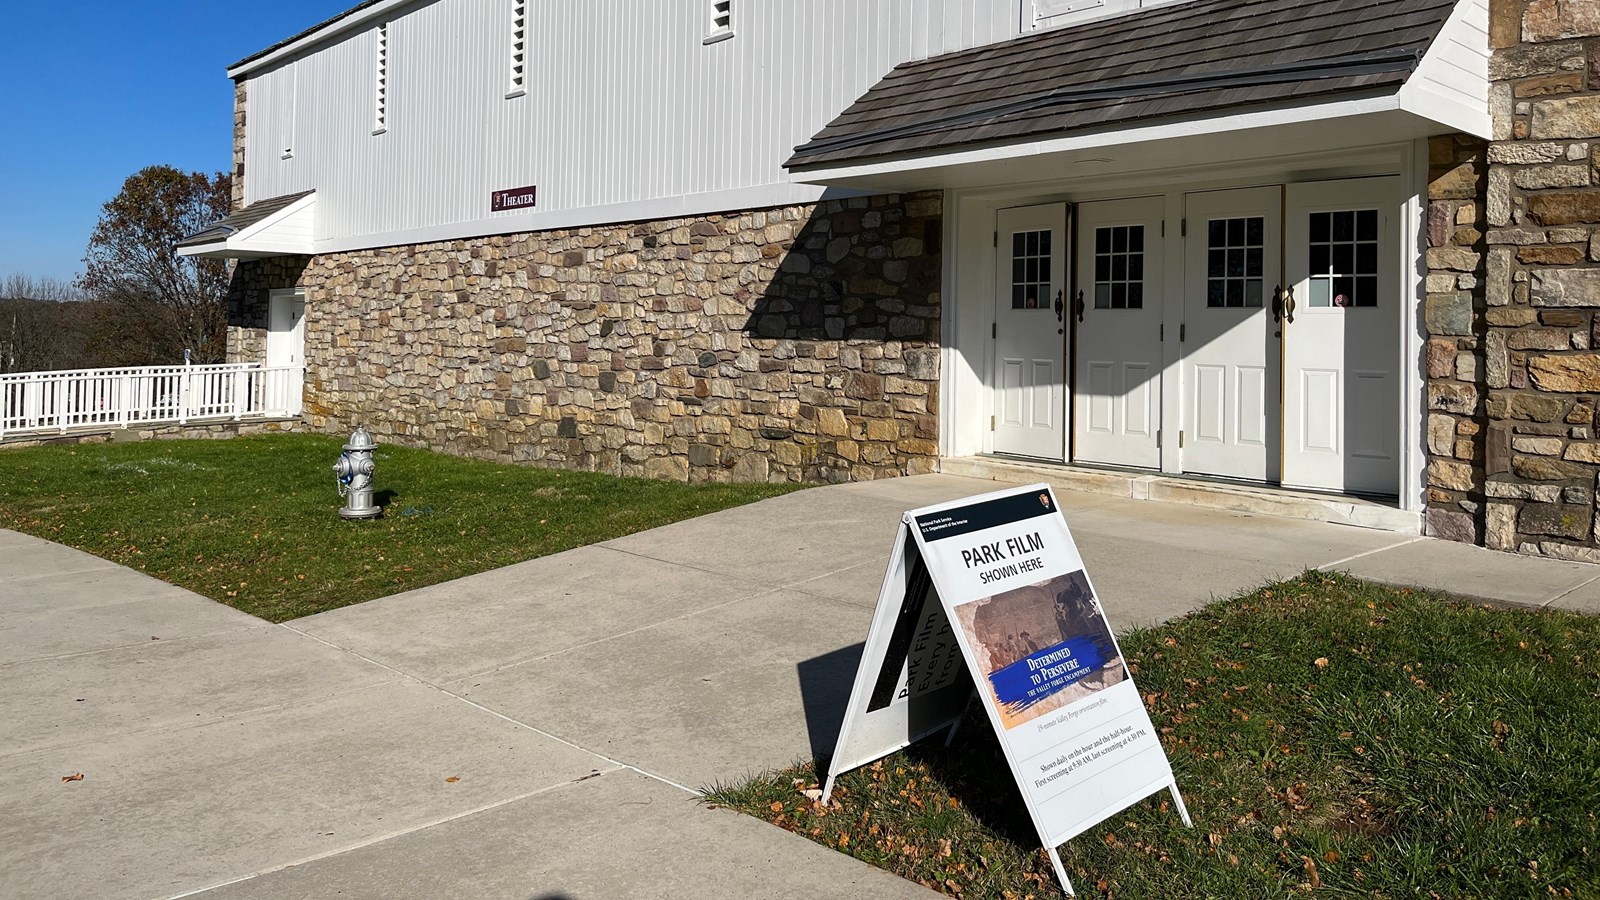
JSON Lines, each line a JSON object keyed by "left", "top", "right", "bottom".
{"left": 953, "top": 570, "right": 1124, "bottom": 730}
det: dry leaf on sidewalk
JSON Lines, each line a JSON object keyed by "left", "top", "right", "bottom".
{"left": 445, "top": 776, "right": 460, "bottom": 783}
{"left": 61, "top": 773, "right": 84, "bottom": 783}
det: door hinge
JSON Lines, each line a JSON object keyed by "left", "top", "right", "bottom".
{"left": 1181, "top": 218, "right": 1187, "bottom": 237}
{"left": 1179, "top": 431, "right": 1185, "bottom": 449}
{"left": 992, "top": 322, "right": 998, "bottom": 340}
{"left": 1180, "top": 323, "right": 1186, "bottom": 342}
{"left": 1160, "top": 323, "right": 1164, "bottom": 341}
{"left": 1157, "top": 429, "right": 1162, "bottom": 448}
{"left": 991, "top": 415, "right": 996, "bottom": 431}
{"left": 994, "top": 231, "right": 999, "bottom": 248}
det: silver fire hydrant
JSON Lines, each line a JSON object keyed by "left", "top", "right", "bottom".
{"left": 333, "top": 427, "right": 381, "bottom": 520}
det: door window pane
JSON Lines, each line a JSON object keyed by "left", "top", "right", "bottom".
{"left": 1307, "top": 209, "right": 1381, "bottom": 308}
{"left": 1205, "top": 216, "right": 1266, "bottom": 308}
{"left": 1010, "top": 228, "right": 1053, "bottom": 309}
{"left": 1092, "top": 224, "right": 1146, "bottom": 310}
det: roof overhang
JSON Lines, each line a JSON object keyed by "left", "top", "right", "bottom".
{"left": 177, "top": 192, "right": 317, "bottom": 260}
{"left": 786, "top": 0, "right": 1488, "bottom": 192}
{"left": 787, "top": 94, "right": 1468, "bottom": 194}
{"left": 228, "top": 0, "right": 417, "bottom": 79}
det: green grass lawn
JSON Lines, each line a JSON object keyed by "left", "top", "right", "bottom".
{"left": 0, "top": 434, "right": 802, "bottom": 622}
{"left": 709, "top": 572, "right": 1600, "bottom": 900}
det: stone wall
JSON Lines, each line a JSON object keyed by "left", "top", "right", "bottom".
{"left": 1425, "top": 135, "right": 1491, "bottom": 544}
{"left": 232, "top": 79, "right": 247, "bottom": 211}
{"left": 1473, "top": 0, "right": 1600, "bottom": 559}
{"left": 227, "top": 193, "right": 943, "bottom": 483}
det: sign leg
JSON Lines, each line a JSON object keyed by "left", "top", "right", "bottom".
{"left": 943, "top": 693, "right": 975, "bottom": 748}
{"left": 821, "top": 772, "right": 838, "bottom": 806}
{"left": 1047, "top": 847, "right": 1076, "bottom": 897}
{"left": 1168, "top": 782, "right": 1194, "bottom": 828}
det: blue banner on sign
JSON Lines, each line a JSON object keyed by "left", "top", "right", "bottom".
{"left": 987, "top": 637, "right": 1105, "bottom": 712}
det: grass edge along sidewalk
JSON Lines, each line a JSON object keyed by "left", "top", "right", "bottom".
{"left": 0, "top": 434, "right": 804, "bottom": 622}
{"left": 708, "top": 571, "right": 1600, "bottom": 900}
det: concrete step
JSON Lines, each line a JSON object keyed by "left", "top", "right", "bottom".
{"left": 939, "top": 456, "right": 1421, "bottom": 534}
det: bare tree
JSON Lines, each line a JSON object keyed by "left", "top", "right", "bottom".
{"left": 78, "top": 166, "right": 233, "bottom": 365}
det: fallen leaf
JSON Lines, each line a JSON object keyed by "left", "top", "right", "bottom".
{"left": 1314, "top": 657, "right": 1330, "bottom": 669}
{"left": 1302, "top": 855, "right": 1322, "bottom": 888}
{"left": 61, "top": 773, "right": 84, "bottom": 783}
{"left": 445, "top": 776, "right": 460, "bottom": 783}
{"left": 802, "top": 788, "right": 823, "bottom": 802}
{"left": 770, "top": 800, "right": 783, "bottom": 813}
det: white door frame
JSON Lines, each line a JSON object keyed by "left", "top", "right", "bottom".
{"left": 266, "top": 288, "right": 307, "bottom": 417}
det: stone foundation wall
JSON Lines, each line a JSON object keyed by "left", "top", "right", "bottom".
{"left": 1425, "top": 135, "right": 1491, "bottom": 544}
{"left": 0, "top": 418, "right": 301, "bottom": 451}
{"left": 1473, "top": 1, "right": 1600, "bottom": 559}
{"left": 228, "top": 192, "right": 943, "bottom": 483}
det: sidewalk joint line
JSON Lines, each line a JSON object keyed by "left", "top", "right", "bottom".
{"left": 279, "top": 623, "right": 704, "bottom": 798}
{"left": 164, "top": 769, "right": 630, "bottom": 900}
{"left": 1316, "top": 537, "right": 1427, "bottom": 572}
{"left": 1542, "top": 572, "right": 1600, "bottom": 608}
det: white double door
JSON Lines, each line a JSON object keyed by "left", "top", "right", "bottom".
{"left": 991, "top": 178, "right": 1400, "bottom": 496}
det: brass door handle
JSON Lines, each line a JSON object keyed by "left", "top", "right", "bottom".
{"left": 1272, "top": 285, "right": 1297, "bottom": 325}
{"left": 1284, "top": 286, "right": 1296, "bottom": 325}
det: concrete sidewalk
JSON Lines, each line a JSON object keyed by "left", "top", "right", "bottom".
{"left": 2, "top": 474, "right": 1597, "bottom": 900}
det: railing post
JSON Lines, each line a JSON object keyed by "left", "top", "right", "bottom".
{"left": 55, "top": 374, "right": 68, "bottom": 434}
{"left": 179, "top": 359, "right": 192, "bottom": 425}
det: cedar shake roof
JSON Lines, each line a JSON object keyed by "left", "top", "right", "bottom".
{"left": 230, "top": 0, "right": 386, "bottom": 71}
{"left": 177, "top": 191, "right": 315, "bottom": 249}
{"left": 786, "top": 0, "right": 1458, "bottom": 169}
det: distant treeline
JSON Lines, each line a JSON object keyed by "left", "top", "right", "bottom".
{"left": 0, "top": 274, "right": 218, "bottom": 374}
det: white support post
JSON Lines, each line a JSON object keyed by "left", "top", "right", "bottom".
{"left": 179, "top": 361, "right": 192, "bottom": 424}
{"left": 118, "top": 372, "right": 133, "bottom": 429}
{"left": 55, "top": 375, "right": 67, "bottom": 434}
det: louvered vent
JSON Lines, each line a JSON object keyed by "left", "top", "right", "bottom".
{"left": 509, "top": 0, "right": 528, "bottom": 96}
{"left": 706, "top": 0, "right": 733, "bottom": 42}
{"left": 374, "top": 23, "right": 389, "bottom": 133}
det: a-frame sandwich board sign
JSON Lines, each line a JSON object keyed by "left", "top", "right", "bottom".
{"left": 824, "top": 483, "right": 1190, "bottom": 896}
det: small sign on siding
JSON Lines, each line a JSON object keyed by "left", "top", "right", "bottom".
{"left": 491, "top": 185, "right": 538, "bottom": 212}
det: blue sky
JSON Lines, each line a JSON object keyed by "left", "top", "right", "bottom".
{"left": 0, "top": 2, "right": 351, "bottom": 284}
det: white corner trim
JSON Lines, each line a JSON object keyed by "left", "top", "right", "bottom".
{"left": 788, "top": 94, "right": 1407, "bottom": 184}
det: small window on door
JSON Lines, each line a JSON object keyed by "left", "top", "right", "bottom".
{"left": 1011, "top": 230, "right": 1052, "bottom": 309}
{"left": 1093, "top": 225, "right": 1144, "bottom": 309}
{"left": 1206, "top": 217, "right": 1265, "bottom": 308}
{"left": 1308, "top": 210, "right": 1379, "bottom": 308}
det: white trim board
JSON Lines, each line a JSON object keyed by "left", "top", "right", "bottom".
{"left": 301, "top": 182, "right": 869, "bottom": 257}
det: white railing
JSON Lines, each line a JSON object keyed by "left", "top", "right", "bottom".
{"left": 0, "top": 362, "right": 304, "bottom": 440}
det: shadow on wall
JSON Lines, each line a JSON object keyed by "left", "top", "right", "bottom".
{"left": 225, "top": 255, "right": 312, "bottom": 351}
{"left": 743, "top": 196, "right": 942, "bottom": 345}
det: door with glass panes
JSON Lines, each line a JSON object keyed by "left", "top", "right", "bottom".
{"left": 1282, "top": 178, "right": 1401, "bottom": 495}
{"left": 992, "top": 204, "right": 1069, "bottom": 461}
{"left": 1074, "top": 197, "right": 1164, "bottom": 469}
{"left": 1181, "top": 188, "right": 1283, "bottom": 483}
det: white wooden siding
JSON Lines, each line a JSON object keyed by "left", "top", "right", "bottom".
{"left": 1401, "top": 0, "right": 1491, "bottom": 138}
{"left": 243, "top": 0, "right": 1019, "bottom": 251}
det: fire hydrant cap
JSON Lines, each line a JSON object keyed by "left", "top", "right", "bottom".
{"left": 343, "top": 427, "right": 378, "bottom": 452}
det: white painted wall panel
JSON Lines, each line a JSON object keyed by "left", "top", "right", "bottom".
{"left": 243, "top": 0, "right": 1021, "bottom": 250}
